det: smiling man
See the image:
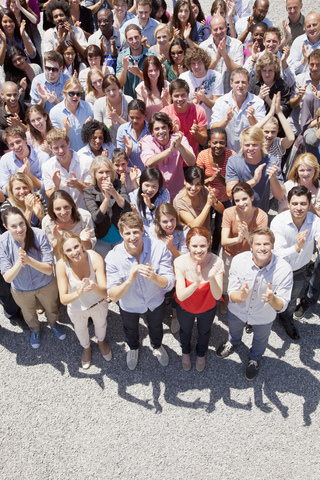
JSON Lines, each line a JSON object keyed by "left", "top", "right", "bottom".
{"left": 288, "top": 11, "right": 320, "bottom": 75}
{"left": 0, "top": 82, "right": 28, "bottom": 156}
{"left": 106, "top": 212, "right": 175, "bottom": 371}
{"left": 216, "top": 226, "right": 293, "bottom": 381}
{"left": 140, "top": 112, "right": 195, "bottom": 201}
{"left": 271, "top": 186, "right": 320, "bottom": 341}
{"left": 225, "top": 125, "right": 284, "bottom": 213}
{"left": 88, "top": 9, "right": 127, "bottom": 56}
{"left": 211, "top": 68, "right": 266, "bottom": 153}
{"left": 120, "top": 0, "right": 158, "bottom": 46}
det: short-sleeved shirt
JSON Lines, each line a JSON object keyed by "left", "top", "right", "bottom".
{"left": 221, "top": 206, "right": 268, "bottom": 257}
{"left": 173, "top": 186, "right": 210, "bottom": 231}
{"left": 196, "top": 148, "right": 236, "bottom": 202}
{"left": 225, "top": 153, "right": 284, "bottom": 212}
{"left": 161, "top": 103, "right": 207, "bottom": 157}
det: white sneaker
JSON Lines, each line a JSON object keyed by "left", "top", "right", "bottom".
{"left": 126, "top": 349, "right": 139, "bottom": 370}
{"left": 154, "top": 345, "right": 169, "bottom": 366}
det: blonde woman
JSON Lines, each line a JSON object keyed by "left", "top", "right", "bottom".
{"left": 278, "top": 153, "right": 320, "bottom": 215}
{"left": 56, "top": 232, "right": 111, "bottom": 369}
{"left": 0, "top": 172, "right": 46, "bottom": 227}
{"left": 49, "top": 77, "right": 93, "bottom": 152}
{"left": 85, "top": 67, "right": 105, "bottom": 105}
{"left": 149, "top": 24, "right": 172, "bottom": 61}
{"left": 83, "top": 155, "right": 131, "bottom": 258}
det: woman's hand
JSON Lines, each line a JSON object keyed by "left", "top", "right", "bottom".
{"left": 130, "top": 165, "right": 139, "bottom": 182}
{"left": 19, "top": 247, "right": 28, "bottom": 267}
{"left": 40, "top": 140, "right": 52, "bottom": 156}
{"left": 164, "top": 235, "right": 174, "bottom": 249}
{"left": 52, "top": 224, "right": 63, "bottom": 239}
{"left": 259, "top": 84, "right": 270, "bottom": 100}
{"left": 141, "top": 193, "right": 154, "bottom": 210}
{"left": 194, "top": 263, "right": 202, "bottom": 285}
{"left": 62, "top": 116, "right": 72, "bottom": 134}
{"left": 172, "top": 27, "right": 180, "bottom": 40}
{"left": 76, "top": 280, "right": 86, "bottom": 297}
{"left": 102, "top": 179, "right": 117, "bottom": 198}
{"left": 80, "top": 227, "right": 92, "bottom": 242}
{"left": 20, "top": 77, "right": 28, "bottom": 92}
{"left": 102, "top": 58, "right": 108, "bottom": 76}
{"left": 0, "top": 29, "right": 7, "bottom": 44}
{"left": 237, "top": 221, "right": 249, "bottom": 240}
{"left": 183, "top": 23, "right": 192, "bottom": 40}
{"left": 33, "top": 196, "right": 44, "bottom": 218}
{"left": 24, "top": 193, "right": 35, "bottom": 211}
{"left": 130, "top": 203, "right": 140, "bottom": 215}
{"left": 107, "top": 107, "right": 119, "bottom": 123}
{"left": 20, "top": 19, "right": 26, "bottom": 37}
{"left": 82, "top": 277, "right": 97, "bottom": 292}
{"left": 122, "top": 134, "right": 133, "bottom": 154}
{"left": 207, "top": 186, "right": 218, "bottom": 206}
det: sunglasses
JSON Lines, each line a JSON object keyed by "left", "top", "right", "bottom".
{"left": 67, "top": 91, "right": 82, "bottom": 97}
{"left": 171, "top": 50, "right": 183, "bottom": 56}
{"left": 45, "top": 66, "right": 59, "bottom": 72}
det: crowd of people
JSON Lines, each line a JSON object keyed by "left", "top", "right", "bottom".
{"left": 0, "top": 0, "right": 320, "bottom": 381}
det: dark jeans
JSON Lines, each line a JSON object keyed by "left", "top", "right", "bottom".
{"left": 279, "top": 267, "right": 307, "bottom": 325}
{"left": 0, "top": 274, "right": 20, "bottom": 320}
{"left": 176, "top": 303, "right": 216, "bottom": 357}
{"left": 120, "top": 301, "right": 165, "bottom": 350}
{"left": 305, "top": 255, "right": 320, "bottom": 306}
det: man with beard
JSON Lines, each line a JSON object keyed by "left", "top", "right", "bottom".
{"left": 0, "top": 82, "right": 28, "bottom": 156}
{"left": 88, "top": 9, "right": 126, "bottom": 56}
{"left": 43, "top": 0, "right": 87, "bottom": 60}
{"left": 235, "top": 0, "right": 273, "bottom": 44}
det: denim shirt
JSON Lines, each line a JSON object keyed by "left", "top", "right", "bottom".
{"left": 0, "top": 228, "right": 54, "bottom": 292}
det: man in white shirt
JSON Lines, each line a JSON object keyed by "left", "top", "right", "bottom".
{"left": 271, "top": 185, "right": 320, "bottom": 340}
{"left": 43, "top": 0, "right": 88, "bottom": 60}
{"left": 288, "top": 11, "right": 320, "bottom": 75}
{"left": 43, "top": 128, "right": 91, "bottom": 210}
{"left": 216, "top": 227, "right": 292, "bottom": 381}
{"left": 199, "top": 15, "right": 243, "bottom": 94}
{"left": 211, "top": 68, "right": 266, "bottom": 152}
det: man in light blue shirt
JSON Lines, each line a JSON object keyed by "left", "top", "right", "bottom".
{"left": 1, "top": 126, "right": 49, "bottom": 196}
{"left": 30, "top": 51, "right": 69, "bottom": 114}
{"left": 120, "top": 0, "right": 158, "bottom": 46}
{"left": 288, "top": 11, "right": 320, "bottom": 75}
{"left": 107, "top": 212, "right": 175, "bottom": 371}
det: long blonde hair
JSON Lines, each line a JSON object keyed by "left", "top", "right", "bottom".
{"left": 288, "top": 153, "right": 319, "bottom": 186}
{"left": 8, "top": 172, "right": 33, "bottom": 211}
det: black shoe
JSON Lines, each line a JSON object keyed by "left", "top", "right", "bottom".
{"left": 245, "top": 359, "right": 260, "bottom": 381}
{"left": 245, "top": 323, "right": 253, "bottom": 334}
{"left": 284, "top": 322, "right": 300, "bottom": 340}
{"left": 294, "top": 298, "right": 309, "bottom": 319}
{"left": 216, "top": 341, "right": 238, "bottom": 358}
{"left": 10, "top": 314, "right": 28, "bottom": 331}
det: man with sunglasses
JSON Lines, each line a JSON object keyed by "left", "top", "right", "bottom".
{"left": 88, "top": 9, "right": 126, "bottom": 55}
{"left": 30, "top": 51, "right": 69, "bottom": 114}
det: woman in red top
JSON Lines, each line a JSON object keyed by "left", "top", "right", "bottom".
{"left": 196, "top": 127, "right": 236, "bottom": 253}
{"left": 174, "top": 226, "right": 224, "bottom": 372}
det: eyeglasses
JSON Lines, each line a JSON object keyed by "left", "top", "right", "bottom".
{"left": 171, "top": 50, "right": 183, "bottom": 56}
{"left": 45, "top": 66, "right": 59, "bottom": 72}
{"left": 67, "top": 91, "right": 82, "bottom": 97}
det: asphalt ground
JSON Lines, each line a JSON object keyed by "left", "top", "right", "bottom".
{"left": 1, "top": 0, "right": 320, "bottom": 478}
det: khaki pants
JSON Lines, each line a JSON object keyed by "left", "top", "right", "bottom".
{"left": 11, "top": 278, "right": 60, "bottom": 332}
{"left": 68, "top": 300, "right": 108, "bottom": 348}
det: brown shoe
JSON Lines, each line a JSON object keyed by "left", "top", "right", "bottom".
{"left": 181, "top": 354, "right": 191, "bottom": 372}
{"left": 196, "top": 356, "right": 206, "bottom": 372}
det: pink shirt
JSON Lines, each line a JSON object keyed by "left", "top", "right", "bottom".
{"left": 141, "top": 134, "right": 195, "bottom": 201}
{"left": 161, "top": 103, "right": 207, "bottom": 156}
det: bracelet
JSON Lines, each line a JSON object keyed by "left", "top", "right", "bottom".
{"left": 213, "top": 200, "right": 219, "bottom": 205}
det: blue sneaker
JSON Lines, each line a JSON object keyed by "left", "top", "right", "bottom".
{"left": 30, "top": 331, "right": 40, "bottom": 349}
{"left": 51, "top": 324, "right": 66, "bottom": 340}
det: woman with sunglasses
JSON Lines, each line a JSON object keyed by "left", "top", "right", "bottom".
{"left": 49, "top": 77, "right": 94, "bottom": 152}
{"left": 163, "top": 38, "right": 188, "bottom": 82}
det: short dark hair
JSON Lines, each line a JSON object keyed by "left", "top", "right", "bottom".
{"left": 184, "top": 165, "right": 205, "bottom": 185}
{"left": 210, "top": 127, "right": 227, "bottom": 143}
{"left": 288, "top": 185, "right": 312, "bottom": 204}
{"left": 248, "top": 226, "right": 275, "bottom": 246}
{"left": 81, "top": 119, "right": 111, "bottom": 144}
{"left": 148, "top": 112, "right": 173, "bottom": 135}
{"left": 3, "top": 126, "right": 26, "bottom": 145}
{"left": 128, "top": 99, "right": 147, "bottom": 115}
{"left": 231, "top": 182, "right": 254, "bottom": 200}
{"left": 46, "top": 0, "right": 70, "bottom": 23}
{"left": 309, "top": 48, "right": 320, "bottom": 62}
{"left": 169, "top": 78, "right": 189, "bottom": 96}
{"left": 125, "top": 24, "right": 142, "bottom": 37}
{"left": 264, "top": 26, "right": 281, "bottom": 42}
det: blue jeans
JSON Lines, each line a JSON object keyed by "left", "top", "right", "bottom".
{"left": 119, "top": 301, "right": 165, "bottom": 350}
{"left": 279, "top": 268, "right": 306, "bottom": 325}
{"left": 176, "top": 303, "right": 217, "bottom": 356}
{"left": 227, "top": 310, "right": 273, "bottom": 361}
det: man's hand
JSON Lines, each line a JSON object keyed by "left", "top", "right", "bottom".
{"left": 52, "top": 169, "right": 61, "bottom": 188}
{"left": 296, "top": 229, "right": 308, "bottom": 251}
{"left": 266, "top": 161, "right": 279, "bottom": 179}
{"left": 252, "top": 163, "right": 266, "bottom": 185}
{"left": 262, "top": 282, "right": 274, "bottom": 304}
{"left": 239, "top": 282, "right": 249, "bottom": 302}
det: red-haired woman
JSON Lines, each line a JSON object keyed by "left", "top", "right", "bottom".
{"left": 174, "top": 226, "right": 224, "bottom": 372}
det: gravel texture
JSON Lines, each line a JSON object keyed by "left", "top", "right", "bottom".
{"left": 1, "top": 0, "right": 320, "bottom": 479}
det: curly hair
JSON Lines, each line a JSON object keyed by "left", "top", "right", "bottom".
{"left": 81, "top": 119, "right": 111, "bottom": 144}
{"left": 148, "top": 112, "right": 173, "bottom": 135}
{"left": 184, "top": 47, "right": 211, "bottom": 71}
{"left": 46, "top": 0, "right": 71, "bottom": 23}
{"left": 256, "top": 52, "right": 281, "bottom": 82}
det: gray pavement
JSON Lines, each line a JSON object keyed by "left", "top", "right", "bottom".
{"left": 1, "top": 0, "right": 320, "bottom": 479}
